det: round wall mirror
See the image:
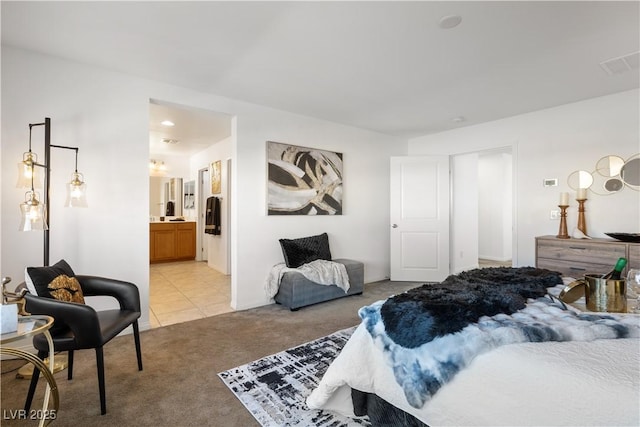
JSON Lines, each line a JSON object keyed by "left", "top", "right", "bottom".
{"left": 595, "top": 155, "right": 624, "bottom": 177}
{"left": 567, "top": 170, "right": 594, "bottom": 190}
{"left": 590, "top": 172, "right": 623, "bottom": 195}
{"left": 620, "top": 154, "right": 640, "bottom": 189}
{"left": 604, "top": 178, "right": 624, "bottom": 192}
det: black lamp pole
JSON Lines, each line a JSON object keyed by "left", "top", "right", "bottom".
{"left": 43, "top": 117, "right": 51, "bottom": 266}
{"left": 29, "top": 117, "right": 52, "bottom": 266}
{"left": 30, "top": 117, "right": 81, "bottom": 266}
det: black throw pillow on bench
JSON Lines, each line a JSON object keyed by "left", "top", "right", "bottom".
{"left": 279, "top": 232, "right": 332, "bottom": 268}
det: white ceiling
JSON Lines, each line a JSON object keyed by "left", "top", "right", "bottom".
{"left": 2, "top": 1, "right": 639, "bottom": 149}
{"left": 149, "top": 100, "right": 232, "bottom": 157}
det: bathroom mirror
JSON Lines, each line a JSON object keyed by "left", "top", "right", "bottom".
{"left": 184, "top": 180, "right": 195, "bottom": 213}
{"left": 149, "top": 176, "right": 183, "bottom": 217}
{"left": 620, "top": 154, "right": 640, "bottom": 189}
{"left": 595, "top": 155, "right": 624, "bottom": 177}
{"left": 567, "top": 170, "right": 593, "bottom": 190}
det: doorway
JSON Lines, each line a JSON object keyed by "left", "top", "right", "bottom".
{"left": 451, "top": 147, "right": 513, "bottom": 273}
{"left": 148, "top": 100, "right": 232, "bottom": 267}
{"left": 148, "top": 99, "right": 234, "bottom": 327}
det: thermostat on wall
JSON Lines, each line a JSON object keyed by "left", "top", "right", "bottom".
{"left": 543, "top": 178, "right": 558, "bottom": 187}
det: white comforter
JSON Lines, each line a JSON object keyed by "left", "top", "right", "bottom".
{"left": 307, "top": 292, "right": 640, "bottom": 426}
{"left": 264, "top": 259, "right": 350, "bottom": 299}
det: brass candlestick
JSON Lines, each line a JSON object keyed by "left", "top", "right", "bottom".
{"left": 557, "top": 205, "right": 569, "bottom": 239}
{"left": 577, "top": 198, "right": 587, "bottom": 235}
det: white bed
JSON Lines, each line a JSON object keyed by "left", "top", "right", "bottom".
{"left": 307, "top": 281, "right": 640, "bottom": 426}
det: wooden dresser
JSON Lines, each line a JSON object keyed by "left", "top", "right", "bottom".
{"left": 150, "top": 221, "right": 196, "bottom": 263}
{"left": 535, "top": 235, "right": 640, "bottom": 277}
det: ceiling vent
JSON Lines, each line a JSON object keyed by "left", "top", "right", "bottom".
{"left": 599, "top": 51, "right": 640, "bottom": 75}
{"left": 162, "top": 138, "right": 180, "bottom": 145}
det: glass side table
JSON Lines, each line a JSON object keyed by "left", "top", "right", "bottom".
{"left": 1, "top": 315, "right": 59, "bottom": 426}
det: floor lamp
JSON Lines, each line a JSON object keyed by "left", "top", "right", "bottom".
{"left": 17, "top": 117, "right": 87, "bottom": 377}
{"left": 18, "top": 117, "right": 88, "bottom": 261}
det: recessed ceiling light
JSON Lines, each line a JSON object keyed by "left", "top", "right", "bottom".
{"left": 439, "top": 15, "right": 462, "bottom": 29}
{"left": 451, "top": 116, "right": 466, "bottom": 123}
{"left": 160, "top": 120, "right": 175, "bottom": 127}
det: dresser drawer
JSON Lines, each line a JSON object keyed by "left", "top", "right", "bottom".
{"left": 536, "top": 239, "right": 625, "bottom": 265}
{"left": 536, "top": 258, "right": 612, "bottom": 278}
{"left": 629, "top": 244, "right": 640, "bottom": 270}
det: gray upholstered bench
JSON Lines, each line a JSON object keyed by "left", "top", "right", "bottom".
{"left": 274, "top": 258, "right": 364, "bottom": 310}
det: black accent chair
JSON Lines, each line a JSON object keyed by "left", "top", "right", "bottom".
{"left": 23, "top": 275, "right": 143, "bottom": 415}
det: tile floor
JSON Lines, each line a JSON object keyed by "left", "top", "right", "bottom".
{"left": 149, "top": 260, "right": 232, "bottom": 328}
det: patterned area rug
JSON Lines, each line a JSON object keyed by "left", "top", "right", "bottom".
{"left": 218, "top": 326, "right": 370, "bottom": 426}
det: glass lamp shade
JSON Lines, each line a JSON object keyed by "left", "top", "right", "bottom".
{"left": 65, "top": 172, "right": 87, "bottom": 208}
{"left": 19, "top": 192, "right": 48, "bottom": 231}
{"left": 16, "top": 153, "right": 42, "bottom": 189}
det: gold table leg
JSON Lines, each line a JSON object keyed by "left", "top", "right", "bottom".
{"left": 1, "top": 346, "right": 59, "bottom": 426}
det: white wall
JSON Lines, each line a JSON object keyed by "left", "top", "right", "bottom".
{"left": 231, "top": 106, "right": 406, "bottom": 309}
{"left": 451, "top": 153, "right": 479, "bottom": 273}
{"left": 150, "top": 153, "right": 191, "bottom": 181}
{"left": 7, "top": 46, "right": 633, "bottom": 319}
{"left": 190, "top": 136, "right": 232, "bottom": 274}
{"left": 2, "top": 48, "right": 154, "bottom": 326}
{"left": 478, "top": 151, "right": 512, "bottom": 262}
{"left": 1, "top": 47, "right": 407, "bottom": 322}
{"left": 409, "top": 89, "right": 640, "bottom": 268}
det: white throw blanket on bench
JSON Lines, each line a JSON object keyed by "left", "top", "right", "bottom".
{"left": 264, "top": 260, "right": 351, "bottom": 299}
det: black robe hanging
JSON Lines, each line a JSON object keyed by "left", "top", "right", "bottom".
{"left": 205, "top": 196, "right": 221, "bottom": 235}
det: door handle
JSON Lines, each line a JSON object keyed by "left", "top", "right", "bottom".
{"left": 391, "top": 224, "right": 398, "bottom": 228}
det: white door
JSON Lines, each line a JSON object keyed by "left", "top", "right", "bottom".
{"left": 390, "top": 156, "right": 450, "bottom": 282}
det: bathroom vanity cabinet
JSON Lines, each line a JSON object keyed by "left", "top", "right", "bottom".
{"left": 150, "top": 221, "right": 196, "bottom": 263}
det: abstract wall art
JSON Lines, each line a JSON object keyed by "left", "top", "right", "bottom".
{"left": 210, "top": 160, "right": 221, "bottom": 194}
{"left": 267, "top": 141, "right": 343, "bottom": 215}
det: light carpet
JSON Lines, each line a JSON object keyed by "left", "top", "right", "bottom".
{"left": 218, "top": 326, "right": 369, "bottom": 427}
